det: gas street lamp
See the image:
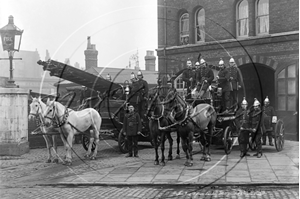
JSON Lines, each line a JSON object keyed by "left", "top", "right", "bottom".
{"left": 0, "top": 15, "right": 23, "bottom": 88}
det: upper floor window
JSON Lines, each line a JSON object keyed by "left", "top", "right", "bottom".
{"left": 236, "top": 0, "right": 249, "bottom": 37}
{"left": 180, "top": 13, "right": 189, "bottom": 45}
{"left": 256, "top": 0, "right": 269, "bottom": 35}
{"left": 195, "top": 8, "right": 205, "bottom": 43}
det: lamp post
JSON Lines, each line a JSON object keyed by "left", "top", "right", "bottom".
{"left": 0, "top": 16, "right": 23, "bottom": 88}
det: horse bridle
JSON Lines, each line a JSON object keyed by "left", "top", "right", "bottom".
{"left": 44, "top": 101, "right": 69, "bottom": 128}
{"left": 146, "top": 91, "right": 165, "bottom": 120}
{"left": 29, "top": 100, "right": 46, "bottom": 128}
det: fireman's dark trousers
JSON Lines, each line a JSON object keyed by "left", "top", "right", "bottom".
{"left": 254, "top": 130, "right": 262, "bottom": 154}
{"left": 262, "top": 130, "right": 273, "bottom": 144}
{"left": 230, "top": 89, "right": 238, "bottom": 107}
{"left": 222, "top": 91, "right": 231, "bottom": 110}
{"left": 127, "top": 135, "right": 138, "bottom": 156}
{"left": 238, "top": 130, "right": 249, "bottom": 154}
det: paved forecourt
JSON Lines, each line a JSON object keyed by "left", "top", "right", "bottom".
{"left": 0, "top": 139, "right": 298, "bottom": 186}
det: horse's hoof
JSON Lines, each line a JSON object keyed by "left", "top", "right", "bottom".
{"left": 160, "top": 162, "right": 165, "bottom": 166}
{"left": 168, "top": 156, "right": 173, "bottom": 161}
{"left": 84, "top": 154, "right": 90, "bottom": 159}
{"left": 90, "top": 156, "right": 96, "bottom": 160}
{"left": 45, "top": 159, "right": 51, "bottom": 163}
{"left": 52, "top": 159, "right": 59, "bottom": 164}
{"left": 63, "top": 161, "right": 72, "bottom": 166}
{"left": 187, "top": 162, "right": 193, "bottom": 167}
{"left": 205, "top": 157, "right": 211, "bottom": 162}
{"left": 154, "top": 161, "right": 159, "bottom": 165}
{"left": 200, "top": 156, "right": 205, "bottom": 161}
{"left": 184, "top": 162, "right": 189, "bottom": 166}
{"left": 175, "top": 155, "right": 180, "bottom": 159}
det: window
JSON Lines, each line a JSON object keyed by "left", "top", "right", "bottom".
{"left": 195, "top": 8, "right": 205, "bottom": 43}
{"left": 277, "top": 65, "right": 298, "bottom": 111}
{"left": 174, "top": 74, "right": 185, "bottom": 97}
{"left": 256, "top": 0, "right": 269, "bottom": 34}
{"left": 236, "top": 0, "right": 249, "bottom": 37}
{"left": 180, "top": 13, "right": 189, "bottom": 45}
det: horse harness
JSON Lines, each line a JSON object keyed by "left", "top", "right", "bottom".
{"left": 44, "top": 103, "right": 70, "bottom": 128}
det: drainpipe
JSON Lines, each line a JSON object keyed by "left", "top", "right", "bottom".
{"left": 164, "top": 0, "right": 167, "bottom": 85}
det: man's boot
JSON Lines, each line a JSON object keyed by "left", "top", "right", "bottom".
{"left": 126, "top": 153, "right": 132, "bottom": 158}
{"left": 262, "top": 135, "right": 266, "bottom": 145}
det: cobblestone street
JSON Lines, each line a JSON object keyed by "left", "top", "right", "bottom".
{"left": 1, "top": 185, "right": 299, "bottom": 199}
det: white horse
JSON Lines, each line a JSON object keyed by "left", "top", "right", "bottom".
{"left": 28, "top": 97, "right": 62, "bottom": 163}
{"left": 43, "top": 98, "right": 102, "bottom": 165}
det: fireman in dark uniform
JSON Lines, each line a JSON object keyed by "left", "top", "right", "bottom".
{"left": 123, "top": 104, "right": 142, "bottom": 157}
{"left": 262, "top": 96, "right": 275, "bottom": 146}
{"left": 136, "top": 70, "right": 149, "bottom": 118}
{"left": 182, "top": 59, "right": 196, "bottom": 99}
{"left": 226, "top": 57, "right": 242, "bottom": 109}
{"left": 216, "top": 58, "right": 231, "bottom": 112}
{"left": 196, "top": 58, "right": 214, "bottom": 99}
{"left": 129, "top": 72, "right": 140, "bottom": 110}
{"left": 250, "top": 98, "right": 263, "bottom": 158}
{"left": 235, "top": 97, "right": 251, "bottom": 158}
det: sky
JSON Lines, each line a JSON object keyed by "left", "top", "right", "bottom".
{"left": 0, "top": 0, "right": 158, "bottom": 70}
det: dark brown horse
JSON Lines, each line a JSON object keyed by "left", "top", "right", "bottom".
{"left": 146, "top": 86, "right": 180, "bottom": 166}
{"left": 164, "top": 88, "right": 217, "bottom": 166}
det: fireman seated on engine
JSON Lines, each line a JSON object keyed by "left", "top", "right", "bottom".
{"left": 194, "top": 58, "right": 214, "bottom": 99}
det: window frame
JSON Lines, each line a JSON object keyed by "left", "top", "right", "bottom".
{"left": 255, "top": 0, "right": 270, "bottom": 35}
{"left": 277, "top": 64, "right": 298, "bottom": 111}
{"left": 236, "top": 0, "right": 249, "bottom": 38}
{"left": 179, "top": 13, "right": 190, "bottom": 45}
{"left": 195, "top": 8, "right": 205, "bottom": 43}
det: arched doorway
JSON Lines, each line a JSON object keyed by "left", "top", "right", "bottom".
{"left": 239, "top": 63, "right": 275, "bottom": 106}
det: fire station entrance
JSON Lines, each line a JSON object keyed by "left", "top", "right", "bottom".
{"left": 239, "top": 62, "right": 299, "bottom": 141}
{"left": 238, "top": 63, "right": 275, "bottom": 106}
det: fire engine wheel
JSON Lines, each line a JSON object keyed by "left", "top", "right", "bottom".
{"left": 274, "top": 119, "right": 285, "bottom": 152}
{"left": 118, "top": 129, "right": 129, "bottom": 154}
{"left": 82, "top": 134, "right": 96, "bottom": 152}
{"left": 223, "top": 126, "right": 234, "bottom": 154}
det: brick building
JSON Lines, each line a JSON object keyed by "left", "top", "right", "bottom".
{"left": 157, "top": 0, "right": 298, "bottom": 140}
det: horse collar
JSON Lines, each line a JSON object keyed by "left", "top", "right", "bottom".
{"left": 52, "top": 105, "right": 69, "bottom": 128}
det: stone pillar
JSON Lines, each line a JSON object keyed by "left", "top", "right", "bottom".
{"left": 0, "top": 88, "right": 30, "bottom": 156}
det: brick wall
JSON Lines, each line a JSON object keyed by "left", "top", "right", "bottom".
{"left": 158, "top": 0, "right": 299, "bottom": 48}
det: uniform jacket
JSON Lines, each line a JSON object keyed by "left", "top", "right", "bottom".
{"left": 123, "top": 112, "right": 142, "bottom": 136}
{"left": 217, "top": 68, "right": 231, "bottom": 92}
{"left": 235, "top": 108, "right": 250, "bottom": 130}
{"left": 249, "top": 108, "right": 262, "bottom": 131}
{"left": 196, "top": 66, "right": 214, "bottom": 84}
{"left": 196, "top": 66, "right": 214, "bottom": 90}
{"left": 182, "top": 68, "right": 196, "bottom": 88}
{"left": 225, "top": 66, "right": 242, "bottom": 90}
{"left": 262, "top": 105, "right": 276, "bottom": 130}
{"left": 130, "top": 79, "right": 148, "bottom": 103}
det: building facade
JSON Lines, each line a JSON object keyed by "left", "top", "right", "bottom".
{"left": 157, "top": 0, "right": 299, "bottom": 140}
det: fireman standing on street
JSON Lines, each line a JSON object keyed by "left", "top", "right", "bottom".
{"left": 250, "top": 98, "right": 263, "bottom": 158}
{"left": 123, "top": 104, "right": 142, "bottom": 157}
{"left": 235, "top": 97, "right": 251, "bottom": 158}
{"left": 216, "top": 58, "right": 231, "bottom": 112}
{"left": 262, "top": 96, "right": 275, "bottom": 146}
